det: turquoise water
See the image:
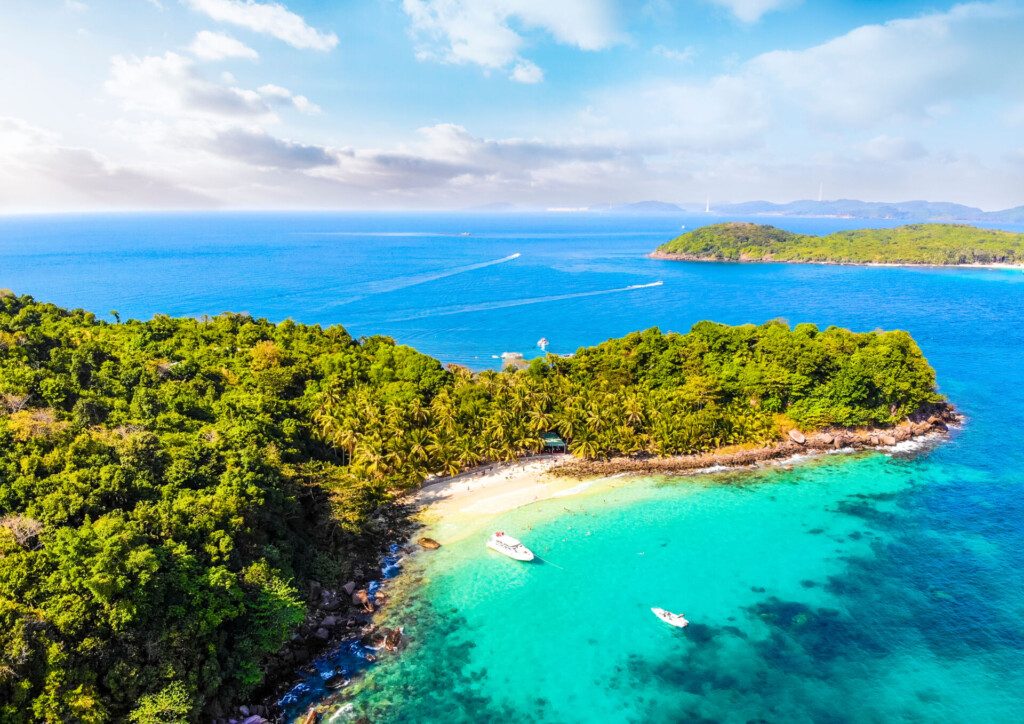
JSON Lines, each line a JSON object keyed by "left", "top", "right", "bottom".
{"left": 1, "top": 212, "right": 1023, "bottom": 721}
{"left": 351, "top": 450, "right": 1024, "bottom": 722}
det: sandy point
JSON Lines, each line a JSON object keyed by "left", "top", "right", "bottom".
{"left": 409, "top": 454, "right": 585, "bottom": 521}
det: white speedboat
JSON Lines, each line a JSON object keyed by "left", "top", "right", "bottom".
{"left": 486, "top": 531, "right": 535, "bottom": 561}
{"left": 651, "top": 607, "right": 689, "bottom": 628}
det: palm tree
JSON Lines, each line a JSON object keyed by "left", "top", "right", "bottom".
{"left": 353, "top": 437, "right": 387, "bottom": 479}
{"left": 527, "top": 408, "right": 552, "bottom": 434}
{"left": 332, "top": 420, "right": 359, "bottom": 464}
{"left": 405, "top": 428, "right": 429, "bottom": 463}
{"left": 571, "top": 436, "right": 599, "bottom": 459}
{"left": 624, "top": 393, "right": 645, "bottom": 427}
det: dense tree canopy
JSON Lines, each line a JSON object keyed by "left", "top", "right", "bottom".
{"left": 0, "top": 292, "right": 943, "bottom": 721}
{"left": 656, "top": 222, "right": 1024, "bottom": 265}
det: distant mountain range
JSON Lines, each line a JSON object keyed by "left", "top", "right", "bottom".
{"left": 467, "top": 199, "right": 1024, "bottom": 222}
{"left": 707, "top": 199, "right": 1024, "bottom": 223}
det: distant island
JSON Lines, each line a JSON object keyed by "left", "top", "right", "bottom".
{"left": 652, "top": 222, "right": 1024, "bottom": 267}
{"left": 0, "top": 292, "right": 958, "bottom": 722}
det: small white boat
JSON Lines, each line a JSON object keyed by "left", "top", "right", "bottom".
{"left": 486, "top": 531, "right": 535, "bottom": 561}
{"left": 651, "top": 607, "right": 689, "bottom": 628}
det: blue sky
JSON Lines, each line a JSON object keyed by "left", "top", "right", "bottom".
{"left": 1, "top": 0, "right": 1022, "bottom": 211}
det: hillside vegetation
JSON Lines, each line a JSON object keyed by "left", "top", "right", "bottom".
{"left": 655, "top": 222, "right": 1024, "bottom": 265}
{"left": 0, "top": 292, "right": 943, "bottom": 721}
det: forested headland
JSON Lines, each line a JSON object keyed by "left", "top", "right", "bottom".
{"left": 0, "top": 292, "right": 949, "bottom": 721}
{"left": 653, "top": 222, "right": 1024, "bottom": 265}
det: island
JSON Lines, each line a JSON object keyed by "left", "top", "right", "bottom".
{"left": 651, "top": 222, "right": 1024, "bottom": 266}
{"left": 0, "top": 291, "right": 958, "bottom": 723}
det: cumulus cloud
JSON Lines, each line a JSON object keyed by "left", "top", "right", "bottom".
{"left": 708, "top": 0, "right": 793, "bottom": 23}
{"left": 0, "top": 117, "right": 213, "bottom": 210}
{"left": 590, "top": 0, "right": 1024, "bottom": 156}
{"left": 207, "top": 127, "right": 335, "bottom": 168}
{"left": 402, "top": 0, "right": 622, "bottom": 81}
{"left": 183, "top": 0, "right": 338, "bottom": 51}
{"left": 299, "top": 123, "right": 632, "bottom": 201}
{"left": 106, "top": 52, "right": 316, "bottom": 118}
{"left": 749, "top": 1, "right": 1023, "bottom": 126}
{"left": 510, "top": 60, "right": 543, "bottom": 84}
{"left": 256, "top": 84, "right": 320, "bottom": 114}
{"left": 9, "top": 2, "right": 1024, "bottom": 211}
{"left": 189, "top": 30, "right": 259, "bottom": 60}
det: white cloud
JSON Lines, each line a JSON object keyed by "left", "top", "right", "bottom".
{"left": 189, "top": 30, "right": 259, "bottom": 61}
{"left": 8, "top": 1, "right": 1024, "bottom": 211}
{"left": 588, "top": 75, "right": 770, "bottom": 151}
{"left": 510, "top": 60, "right": 543, "bottom": 84}
{"left": 589, "top": 0, "right": 1024, "bottom": 157}
{"left": 206, "top": 127, "right": 335, "bottom": 168}
{"left": 652, "top": 44, "right": 695, "bottom": 62}
{"left": 402, "top": 0, "right": 622, "bottom": 81}
{"left": 0, "top": 117, "right": 213, "bottom": 210}
{"left": 708, "top": 0, "right": 793, "bottom": 23}
{"left": 860, "top": 135, "right": 928, "bottom": 162}
{"left": 300, "top": 123, "right": 635, "bottom": 202}
{"left": 257, "top": 84, "right": 320, "bottom": 114}
{"left": 183, "top": 0, "right": 338, "bottom": 51}
{"left": 64, "top": 0, "right": 89, "bottom": 12}
{"left": 106, "top": 52, "right": 316, "bottom": 119}
{"left": 749, "top": 1, "right": 1023, "bottom": 126}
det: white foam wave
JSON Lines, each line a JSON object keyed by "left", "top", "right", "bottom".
{"left": 883, "top": 432, "right": 944, "bottom": 454}
{"left": 550, "top": 481, "right": 598, "bottom": 498}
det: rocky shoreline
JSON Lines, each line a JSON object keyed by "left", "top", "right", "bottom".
{"left": 553, "top": 403, "right": 962, "bottom": 478}
{"left": 648, "top": 249, "right": 1023, "bottom": 269}
{"left": 221, "top": 502, "right": 420, "bottom": 724}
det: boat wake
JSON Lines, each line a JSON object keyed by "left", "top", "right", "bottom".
{"left": 383, "top": 280, "right": 665, "bottom": 322}
{"left": 315, "top": 253, "right": 522, "bottom": 311}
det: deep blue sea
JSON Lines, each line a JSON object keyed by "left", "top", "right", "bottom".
{"left": 1, "top": 212, "right": 1022, "bottom": 722}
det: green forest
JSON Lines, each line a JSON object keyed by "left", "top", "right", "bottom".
{"left": 655, "top": 222, "right": 1024, "bottom": 265}
{"left": 0, "top": 292, "right": 943, "bottom": 721}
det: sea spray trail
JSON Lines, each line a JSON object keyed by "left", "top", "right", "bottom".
{"left": 313, "top": 253, "right": 522, "bottom": 311}
{"left": 378, "top": 280, "right": 665, "bottom": 323}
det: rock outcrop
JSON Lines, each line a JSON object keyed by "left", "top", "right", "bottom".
{"left": 554, "top": 403, "right": 961, "bottom": 479}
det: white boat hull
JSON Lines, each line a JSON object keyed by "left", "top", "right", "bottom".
{"left": 651, "top": 607, "right": 689, "bottom": 628}
{"left": 486, "top": 533, "right": 535, "bottom": 561}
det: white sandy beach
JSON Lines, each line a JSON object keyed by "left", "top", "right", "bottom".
{"left": 408, "top": 427, "right": 954, "bottom": 533}
{"left": 411, "top": 454, "right": 586, "bottom": 520}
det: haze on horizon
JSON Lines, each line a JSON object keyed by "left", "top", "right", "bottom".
{"left": 1, "top": 0, "right": 1023, "bottom": 213}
